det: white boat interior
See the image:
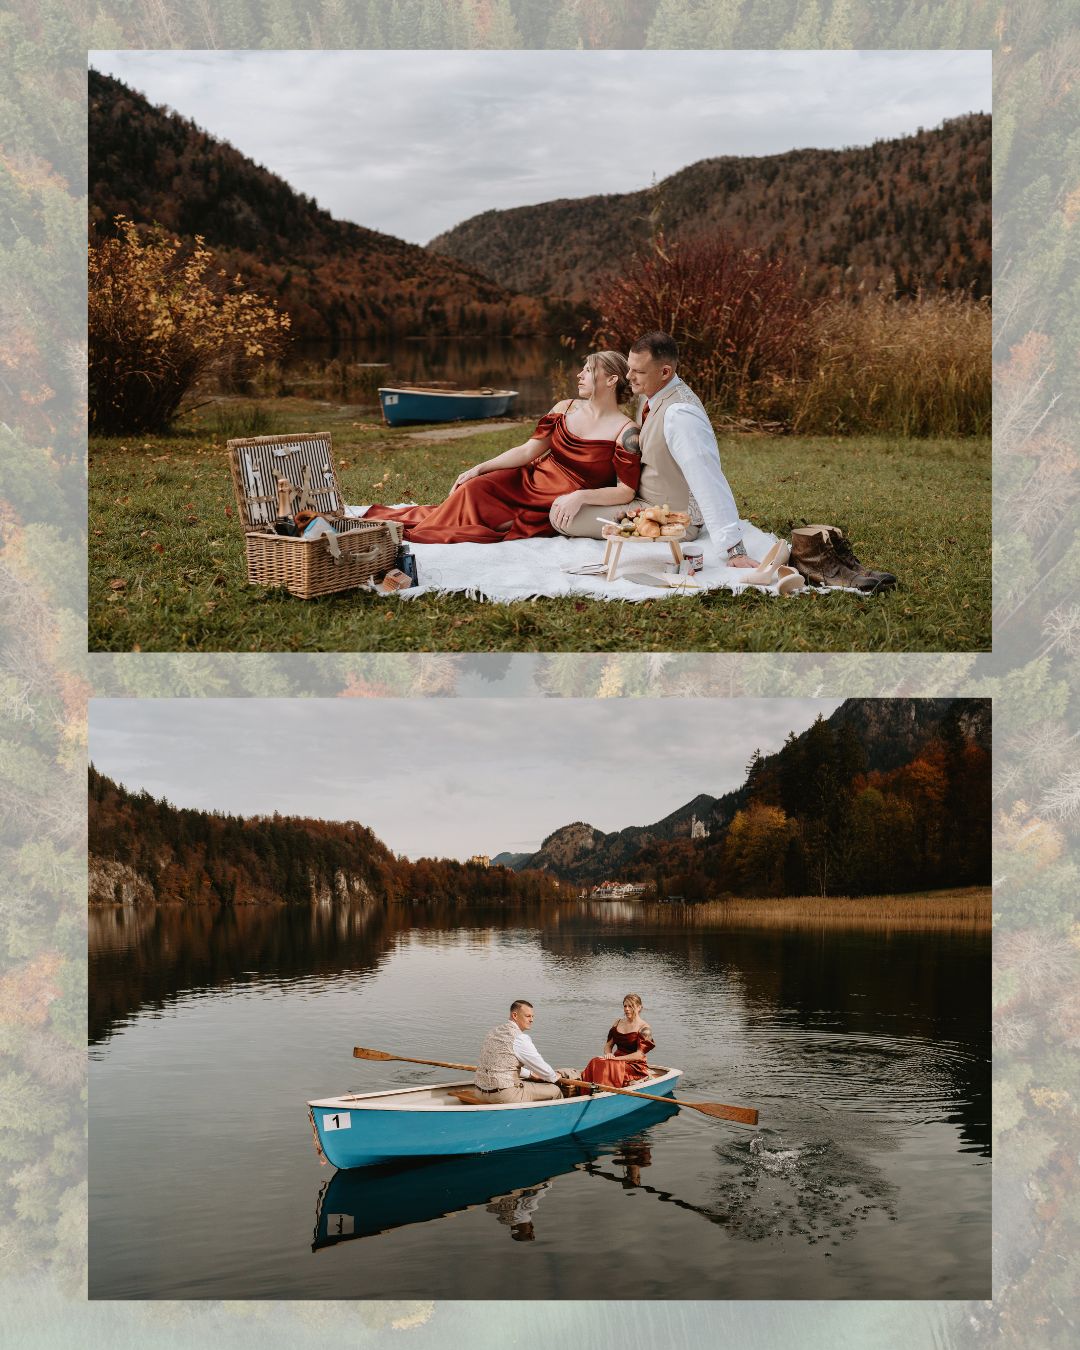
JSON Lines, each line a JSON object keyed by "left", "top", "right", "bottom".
{"left": 309, "top": 1066, "right": 678, "bottom": 1113}
{"left": 378, "top": 386, "right": 518, "bottom": 399}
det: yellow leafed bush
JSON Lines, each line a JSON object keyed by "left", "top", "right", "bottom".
{"left": 88, "top": 216, "right": 291, "bottom": 435}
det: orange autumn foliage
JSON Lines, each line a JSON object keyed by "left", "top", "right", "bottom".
{"left": 340, "top": 676, "right": 397, "bottom": 698}
{"left": 998, "top": 331, "right": 1053, "bottom": 388}
{"left": 0, "top": 953, "right": 64, "bottom": 1027}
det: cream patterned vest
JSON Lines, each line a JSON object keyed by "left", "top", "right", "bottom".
{"left": 638, "top": 379, "right": 707, "bottom": 525}
{"left": 475, "top": 1021, "right": 522, "bottom": 1090}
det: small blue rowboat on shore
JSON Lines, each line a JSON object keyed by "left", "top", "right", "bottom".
{"left": 308, "top": 1067, "right": 682, "bottom": 1170}
{"left": 378, "top": 385, "right": 518, "bottom": 426}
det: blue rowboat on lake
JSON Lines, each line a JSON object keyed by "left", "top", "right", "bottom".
{"left": 312, "top": 1103, "right": 673, "bottom": 1249}
{"left": 378, "top": 385, "right": 518, "bottom": 426}
{"left": 307, "top": 1066, "right": 682, "bottom": 1170}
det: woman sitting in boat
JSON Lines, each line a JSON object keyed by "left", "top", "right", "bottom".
{"left": 361, "top": 352, "right": 641, "bottom": 544}
{"left": 580, "top": 994, "right": 655, "bottom": 1091}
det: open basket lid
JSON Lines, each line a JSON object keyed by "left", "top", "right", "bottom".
{"left": 228, "top": 432, "right": 345, "bottom": 532}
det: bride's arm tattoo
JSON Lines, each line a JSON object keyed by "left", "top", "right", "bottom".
{"left": 621, "top": 428, "right": 641, "bottom": 456}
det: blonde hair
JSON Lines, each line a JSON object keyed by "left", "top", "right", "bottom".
{"left": 622, "top": 993, "right": 643, "bottom": 1013}
{"left": 586, "top": 350, "right": 633, "bottom": 404}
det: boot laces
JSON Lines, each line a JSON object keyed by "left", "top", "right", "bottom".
{"left": 830, "top": 531, "right": 861, "bottom": 568}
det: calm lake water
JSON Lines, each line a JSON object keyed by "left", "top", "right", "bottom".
{"left": 88, "top": 899, "right": 989, "bottom": 1301}
{"left": 277, "top": 336, "right": 578, "bottom": 419}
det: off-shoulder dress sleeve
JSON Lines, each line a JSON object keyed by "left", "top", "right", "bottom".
{"left": 530, "top": 412, "right": 560, "bottom": 440}
{"left": 637, "top": 1027, "right": 656, "bottom": 1055}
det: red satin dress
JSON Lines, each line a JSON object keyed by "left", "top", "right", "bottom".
{"left": 362, "top": 407, "right": 640, "bottom": 544}
{"left": 581, "top": 1025, "right": 655, "bottom": 1089}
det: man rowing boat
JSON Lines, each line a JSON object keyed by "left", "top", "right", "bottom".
{"left": 473, "top": 1000, "right": 577, "bottom": 1102}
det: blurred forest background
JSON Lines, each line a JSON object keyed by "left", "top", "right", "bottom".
{"left": 1, "top": 1, "right": 1079, "bottom": 1347}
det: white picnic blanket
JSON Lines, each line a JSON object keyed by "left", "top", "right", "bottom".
{"left": 345, "top": 507, "right": 819, "bottom": 603}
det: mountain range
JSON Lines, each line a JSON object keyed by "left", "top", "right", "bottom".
{"left": 88, "top": 69, "right": 560, "bottom": 343}
{"left": 430, "top": 115, "right": 991, "bottom": 302}
{"left": 497, "top": 698, "right": 990, "bottom": 884}
{"left": 89, "top": 71, "right": 989, "bottom": 348}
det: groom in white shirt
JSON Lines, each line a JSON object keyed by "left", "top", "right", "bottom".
{"left": 473, "top": 1000, "right": 574, "bottom": 1102}
{"left": 552, "top": 331, "right": 759, "bottom": 569}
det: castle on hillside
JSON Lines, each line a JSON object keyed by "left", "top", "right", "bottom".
{"left": 691, "top": 814, "right": 709, "bottom": 839}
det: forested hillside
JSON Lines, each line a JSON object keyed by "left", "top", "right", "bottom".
{"left": 88, "top": 767, "right": 568, "bottom": 907}
{"left": 429, "top": 115, "right": 991, "bottom": 301}
{"left": 88, "top": 70, "right": 560, "bottom": 342}
{"left": 516, "top": 699, "right": 991, "bottom": 897}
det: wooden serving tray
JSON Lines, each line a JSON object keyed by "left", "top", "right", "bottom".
{"left": 605, "top": 526, "right": 687, "bottom": 542}
{"left": 601, "top": 529, "right": 686, "bottom": 581}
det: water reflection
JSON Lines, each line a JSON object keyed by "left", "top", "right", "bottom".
{"left": 90, "top": 898, "right": 989, "bottom": 1158}
{"left": 578, "top": 1131, "right": 898, "bottom": 1251}
{"left": 536, "top": 914, "right": 991, "bottom": 1157}
{"left": 273, "top": 336, "right": 580, "bottom": 418}
{"left": 90, "top": 897, "right": 562, "bottom": 1043}
{"left": 89, "top": 899, "right": 404, "bottom": 1043}
{"left": 90, "top": 895, "right": 990, "bottom": 1299}
{"left": 312, "top": 1107, "right": 673, "bottom": 1251}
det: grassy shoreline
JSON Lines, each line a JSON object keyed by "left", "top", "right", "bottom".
{"left": 89, "top": 398, "right": 991, "bottom": 653}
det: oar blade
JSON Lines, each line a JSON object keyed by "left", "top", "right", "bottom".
{"left": 695, "top": 1102, "right": 759, "bottom": 1125}
{"left": 353, "top": 1046, "right": 397, "bottom": 1061}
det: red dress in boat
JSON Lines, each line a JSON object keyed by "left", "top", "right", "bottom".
{"left": 581, "top": 1025, "right": 655, "bottom": 1089}
{"left": 362, "top": 406, "right": 640, "bottom": 544}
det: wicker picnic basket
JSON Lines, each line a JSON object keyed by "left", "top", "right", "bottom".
{"left": 227, "top": 432, "right": 400, "bottom": 599}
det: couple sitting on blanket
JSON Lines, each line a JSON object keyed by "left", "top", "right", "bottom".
{"left": 471, "top": 996, "right": 654, "bottom": 1103}
{"left": 362, "top": 330, "right": 760, "bottom": 571}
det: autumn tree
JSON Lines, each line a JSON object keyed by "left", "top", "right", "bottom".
{"left": 723, "top": 803, "right": 796, "bottom": 896}
{"left": 845, "top": 788, "right": 917, "bottom": 895}
{"left": 88, "top": 215, "right": 290, "bottom": 434}
{"left": 593, "top": 231, "right": 814, "bottom": 413}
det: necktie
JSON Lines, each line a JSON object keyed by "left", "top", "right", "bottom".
{"left": 640, "top": 401, "right": 650, "bottom": 428}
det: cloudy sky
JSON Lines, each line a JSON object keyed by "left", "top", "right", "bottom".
{"left": 89, "top": 698, "right": 844, "bottom": 860}
{"left": 90, "top": 49, "right": 990, "bottom": 244}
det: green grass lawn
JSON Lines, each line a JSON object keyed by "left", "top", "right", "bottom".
{"left": 88, "top": 399, "right": 991, "bottom": 653}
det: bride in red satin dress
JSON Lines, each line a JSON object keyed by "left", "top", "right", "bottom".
{"left": 581, "top": 994, "right": 655, "bottom": 1090}
{"left": 361, "top": 351, "right": 641, "bottom": 544}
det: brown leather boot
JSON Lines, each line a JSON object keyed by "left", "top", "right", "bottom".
{"left": 822, "top": 525, "right": 897, "bottom": 592}
{"left": 790, "top": 525, "right": 897, "bottom": 592}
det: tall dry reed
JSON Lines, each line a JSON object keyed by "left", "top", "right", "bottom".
{"left": 787, "top": 293, "right": 991, "bottom": 437}
{"left": 630, "top": 888, "right": 990, "bottom": 933}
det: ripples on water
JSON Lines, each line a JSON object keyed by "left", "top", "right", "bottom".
{"left": 741, "top": 1027, "right": 981, "bottom": 1123}
{"left": 89, "top": 900, "right": 990, "bottom": 1299}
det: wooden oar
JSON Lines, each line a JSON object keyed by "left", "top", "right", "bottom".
{"left": 557, "top": 1074, "right": 756, "bottom": 1124}
{"left": 353, "top": 1045, "right": 758, "bottom": 1125}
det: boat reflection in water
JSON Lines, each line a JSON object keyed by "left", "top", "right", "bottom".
{"left": 312, "top": 1103, "right": 672, "bottom": 1251}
